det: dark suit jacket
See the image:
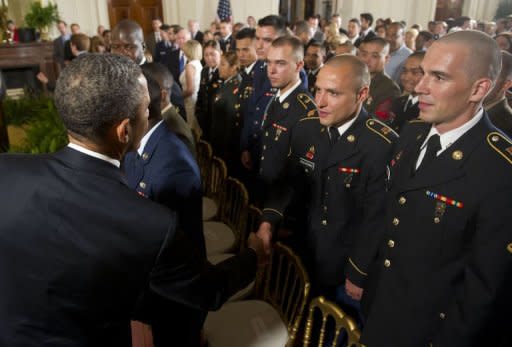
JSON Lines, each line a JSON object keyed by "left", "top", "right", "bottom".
{"left": 263, "top": 110, "right": 397, "bottom": 287}
{"left": 389, "top": 94, "right": 420, "bottom": 133}
{"left": 362, "top": 116, "right": 512, "bottom": 347}
{"left": 219, "top": 34, "right": 234, "bottom": 52}
{"left": 192, "top": 31, "right": 204, "bottom": 44}
{"left": 53, "top": 35, "right": 68, "bottom": 69}
{"left": 487, "top": 97, "right": 512, "bottom": 138}
{"left": 161, "top": 105, "right": 196, "bottom": 156}
{"left": 0, "top": 147, "right": 257, "bottom": 346}
{"left": 145, "top": 32, "right": 159, "bottom": 59}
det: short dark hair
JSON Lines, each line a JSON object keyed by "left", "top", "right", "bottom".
{"left": 57, "top": 20, "right": 67, "bottom": 26}
{"left": 258, "top": 15, "right": 287, "bottom": 36}
{"left": 349, "top": 18, "right": 361, "bottom": 27}
{"left": 360, "top": 13, "right": 374, "bottom": 27}
{"left": 235, "top": 27, "right": 255, "bottom": 41}
{"left": 171, "top": 25, "right": 183, "bottom": 34}
{"left": 141, "top": 70, "right": 162, "bottom": 120}
{"left": 294, "top": 20, "right": 311, "bottom": 36}
{"left": 418, "top": 30, "right": 434, "bottom": 41}
{"left": 54, "top": 54, "right": 144, "bottom": 142}
{"left": 141, "top": 62, "right": 174, "bottom": 92}
{"left": 160, "top": 24, "right": 171, "bottom": 31}
{"left": 306, "top": 40, "right": 326, "bottom": 56}
{"left": 203, "top": 39, "right": 221, "bottom": 51}
{"left": 271, "top": 35, "right": 304, "bottom": 61}
{"left": 360, "top": 36, "right": 390, "bottom": 54}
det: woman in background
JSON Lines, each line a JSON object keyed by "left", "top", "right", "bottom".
{"left": 180, "top": 40, "right": 203, "bottom": 136}
{"left": 210, "top": 51, "right": 242, "bottom": 174}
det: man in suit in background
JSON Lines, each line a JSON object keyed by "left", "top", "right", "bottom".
{"left": 359, "top": 13, "right": 376, "bottom": 41}
{"left": 142, "top": 63, "right": 196, "bottom": 155}
{"left": 53, "top": 20, "right": 70, "bottom": 70}
{"left": 219, "top": 19, "right": 234, "bottom": 52}
{"left": 188, "top": 19, "right": 204, "bottom": 44}
{"left": 111, "top": 20, "right": 186, "bottom": 120}
{"left": 304, "top": 41, "right": 325, "bottom": 96}
{"left": 123, "top": 68, "right": 204, "bottom": 347}
{"left": 484, "top": 50, "right": 512, "bottom": 138}
{"left": 145, "top": 18, "right": 162, "bottom": 58}
{"left": 362, "top": 30, "right": 512, "bottom": 347}
{"left": 0, "top": 53, "right": 264, "bottom": 347}
{"left": 389, "top": 52, "right": 425, "bottom": 133}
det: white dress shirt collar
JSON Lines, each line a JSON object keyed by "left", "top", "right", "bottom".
{"left": 245, "top": 61, "right": 256, "bottom": 74}
{"left": 138, "top": 120, "right": 164, "bottom": 156}
{"left": 276, "top": 79, "right": 302, "bottom": 103}
{"left": 68, "top": 143, "right": 120, "bottom": 168}
{"left": 333, "top": 113, "right": 359, "bottom": 138}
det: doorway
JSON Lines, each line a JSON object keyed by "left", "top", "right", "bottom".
{"left": 107, "top": 0, "right": 163, "bottom": 36}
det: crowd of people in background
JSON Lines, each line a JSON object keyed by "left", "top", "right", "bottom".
{"left": 1, "top": 8, "right": 511, "bottom": 347}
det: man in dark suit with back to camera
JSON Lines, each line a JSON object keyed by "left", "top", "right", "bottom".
{"left": 362, "top": 30, "right": 512, "bottom": 347}
{"left": 0, "top": 53, "right": 264, "bottom": 347}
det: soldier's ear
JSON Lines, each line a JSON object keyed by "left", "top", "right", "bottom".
{"left": 357, "top": 86, "right": 370, "bottom": 103}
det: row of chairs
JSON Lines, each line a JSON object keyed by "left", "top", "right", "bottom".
{"left": 196, "top": 139, "right": 365, "bottom": 347}
{"left": 132, "top": 139, "right": 364, "bottom": 347}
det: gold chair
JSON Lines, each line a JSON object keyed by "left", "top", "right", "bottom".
{"left": 303, "top": 296, "right": 364, "bottom": 347}
{"left": 204, "top": 242, "right": 311, "bottom": 347}
{"left": 240, "top": 205, "right": 262, "bottom": 252}
{"left": 202, "top": 156, "right": 227, "bottom": 221}
{"left": 203, "top": 177, "right": 249, "bottom": 255}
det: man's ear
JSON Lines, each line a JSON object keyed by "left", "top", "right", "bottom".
{"left": 470, "top": 78, "right": 493, "bottom": 103}
{"left": 115, "top": 118, "right": 131, "bottom": 144}
{"left": 160, "top": 88, "right": 168, "bottom": 102}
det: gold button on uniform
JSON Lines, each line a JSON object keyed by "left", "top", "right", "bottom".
{"left": 321, "top": 220, "right": 327, "bottom": 225}
{"left": 434, "top": 217, "right": 440, "bottom": 224}
{"left": 388, "top": 240, "right": 395, "bottom": 248}
{"left": 392, "top": 217, "right": 400, "bottom": 226}
{"left": 507, "top": 243, "right": 512, "bottom": 254}
{"left": 384, "top": 259, "right": 391, "bottom": 267}
{"left": 439, "top": 312, "right": 446, "bottom": 320}
{"left": 398, "top": 196, "right": 406, "bottom": 205}
{"left": 261, "top": 156, "right": 264, "bottom": 160}
{"left": 142, "top": 153, "right": 149, "bottom": 160}
{"left": 139, "top": 181, "right": 146, "bottom": 189}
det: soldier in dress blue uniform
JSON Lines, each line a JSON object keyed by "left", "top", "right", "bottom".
{"left": 304, "top": 41, "right": 325, "bottom": 96}
{"left": 361, "top": 30, "right": 512, "bottom": 347}
{"left": 258, "top": 55, "right": 397, "bottom": 326}
{"left": 235, "top": 28, "right": 258, "bottom": 129}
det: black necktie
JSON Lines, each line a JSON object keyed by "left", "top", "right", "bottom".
{"left": 417, "top": 134, "right": 441, "bottom": 171}
{"left": 403, "top": 98, "right": 412, "bottom": 112}
{"left": 329, "top": 127, "right": 340, "bottom": 147}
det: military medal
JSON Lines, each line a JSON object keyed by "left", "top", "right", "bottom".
{"left": 272, "top": 123, "right": 287, "bottom": 141}
{"left": 283, "top": 102, "right": 289, "bottom": 109}
{"left": 390, "top": 150, "right": 403, "bottom": 167}
{"left": 338, "top": 167, "right": 360, "bottom": 174}
{"left": 306, "top": 146, "right": 315, "bottom": 160}
{"left": 433, "top": 201, "right": 446, "bottom": 224}
{"left": 233, "top": 87, "right": 239, "bottom": 94}
{"left": 426, "top": 190, "right": 464, "bottom": 208}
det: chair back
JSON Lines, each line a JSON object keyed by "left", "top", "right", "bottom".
{"left": 196, "top": 139, "right": 213, "bottom": 192}
{"left": 258, "top": 242, "right": 311, "bottom": 347}
{"left": 207, "top": 156, "right": 227, "bottom": 200}
{"left": 240, "top": 204, "right": 262, "bottom": 252}
{"left": 217, "top": 177, "right": 249, "bottom": 250}
{"left": 303, "top": 296, "right": 364, "bottom": 347}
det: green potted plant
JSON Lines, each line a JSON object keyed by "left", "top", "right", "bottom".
{"left": 0, "top": 0, "right": 8, "bottom": 42}
{"left": 24, "top": 2, "right": 59, "bottom": 41}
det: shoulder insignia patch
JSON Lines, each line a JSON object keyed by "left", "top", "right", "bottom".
{"left": 366, "top": 118, "right": 399, "bottom": 144}
{"left": 297, "top": 93, "right": 316, "bottom": 110}
{"left": 299, "top": 116, "right": 319, "bottom": 122}
{"left": 307, "top": 109, "right": 318, "bottom": 117}
{"left": 487, "top": 131, "right": 512, "bottom": 165}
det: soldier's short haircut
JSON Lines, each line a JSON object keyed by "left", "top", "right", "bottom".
{"left": 306, "top": 40, "right": 326, "bottom": 56}
{"left": 294, "top": 20, "right": 310, "bottom": 36}
{"left": 141, "top": 62, "right": 174, "bottom": 93}
{"left": 360, "top": 36, "right": 390, "bottom": 55}
{"left": 258, "top": 15, "right": 287, "bottom": 36}
{"left": 159, "top": 24, "right": 171, "bottom": 31}
{"left": 436, "top": 30, "right": 501, "bottom": 83}
{"left": 54, "top": 54, "right": 144, "bottom": 143}
{"left": 203, "top": 39, "right": 221, "bottom": 51}
{"left": 235, "top": 27, "right": 255, "bottom": 41}
{"left": 325, "top": 54, "right": 371, "bottom": 92}
{"left": 271, "top": 35, "right": 304, "bottom": 62}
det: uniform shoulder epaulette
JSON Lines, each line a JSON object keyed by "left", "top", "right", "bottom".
{"left": 366, "top": 118, "right": 399, "bottom": 144}
{"left": 408, "top": 118, "right": 426, "bottom": 124}
{"left": 297, "top": 93, "right": 316, "bottom": 110}
{"left": 299, "top": 116, "right": 319, "bottom": 122}
{"left": 487, "top": 131, "right": 512, "bottom": 165}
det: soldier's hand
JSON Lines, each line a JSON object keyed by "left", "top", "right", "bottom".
{"left": 256, "top": 222, "right": 273, "bottom": 256}
{"left": 345, "top": 278, "right": 363, "bottom": 301}
{"left": 241, "top": 151, "right": 253, "bottom": 169}
{"left": 247, "top": 232, "right": 268, "bottom": 265}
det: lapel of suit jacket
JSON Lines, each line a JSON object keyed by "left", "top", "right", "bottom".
{"left": 53, "top": 147, "right": 126, "bottom": 185}
{"left": 140, "top": 121, "right": 167, "bottom": 166}
{"left": 396, "top": 114, "right": 491, "bottom": 192}
{"left": 322, "top": 109, "right": 368, "bottom": 170}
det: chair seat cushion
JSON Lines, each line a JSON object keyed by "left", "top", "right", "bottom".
{"left": 208, "top": 253, "right": 254, "bottom": 301}
{"left": 204, "top": 300, "right": 288, "bottom": 347}
{"left": 203, "top": 221, "right": 235, "bottom": 255}
{"left": 202, "top": 197, "right": 218, "bottom": 221}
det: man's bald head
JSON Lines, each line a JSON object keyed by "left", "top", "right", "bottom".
{"left": 324, "top": 54, "right": 371, "bottom": 92}
{"left": 435, "top": 30, "right": 501, "bottom": 84}
{"left": 111, "top": 19, "right": 145, "bottom": 64}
